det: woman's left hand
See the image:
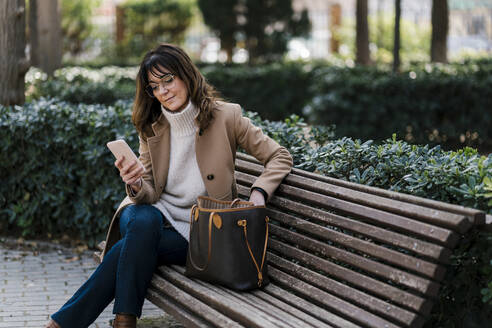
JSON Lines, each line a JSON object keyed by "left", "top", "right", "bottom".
{"left": 249, "top": 189, "right": 266, "bottom": 206}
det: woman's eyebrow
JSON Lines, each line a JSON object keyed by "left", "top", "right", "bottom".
{"left": 148, "top": 72, "right": 171, "bottom": 84}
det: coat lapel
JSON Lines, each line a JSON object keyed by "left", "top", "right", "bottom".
{"left": 148, "top": 113, "right": 170, "bottom": 193}
{"left": 194, "top": 113, "right": 233, "bottom": 201}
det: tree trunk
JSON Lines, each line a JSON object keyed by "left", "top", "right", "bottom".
{"left": 222, "top": 33, "right": 235, "bottom": 63}
{"left": 29, "top": 0, "right": 61, "bottom": 76}
{"left": 431, "top": 0, "right": 448, "bottom": 63}
{"left": 116, "top": 5, "right": 125, "bottom": 44}
{"left": 0, "top": 0, "right": 30, "bottom": 105}
{"left": 330, "top": 4, "right": 341, "bottom": 54}
{"left": 356, "top": 0, "right": 370, "bottom": 65}
{"left": 246, "top": 37, "right": 260, "bottom": 65}
{"left": 377, "top": 0, "right": 384, "bottom": 50}
{"left": 393, "top": 0, "right": 401, "bottom": 73}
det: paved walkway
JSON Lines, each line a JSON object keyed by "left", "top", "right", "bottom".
{"left": 0, "top": 238, "right": 176, "bottom": 328}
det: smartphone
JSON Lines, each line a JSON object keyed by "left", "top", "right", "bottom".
{"left": 107, "top": 139, "right": 143, "bottom": 169}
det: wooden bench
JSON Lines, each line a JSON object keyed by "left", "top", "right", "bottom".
{"left": 94, "top": 152, "right": 486, "bottom": 328}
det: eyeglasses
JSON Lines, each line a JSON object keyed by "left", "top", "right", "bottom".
{"left": 145, "top": 74, "right": 176, "bottom": 98}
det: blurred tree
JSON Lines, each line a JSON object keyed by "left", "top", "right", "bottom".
{"left": 29, "top": 0, "right": 62, "bottom": 76}
{"left": 356, "top": 0, "right": 370, "bottom": 65}
{"left": 59, "top": 0, "right": 100, "bottom": 56}
{"left": 393, "top": 0, "right": 401, "bottom": 72}
{"left": 330, "top": 4, "right": 342, "bottom": 54}
{"left": 116, "top": 5, "right": 125, "bottom": 44}
{"left": 198, "top": 0, "right": 239, "bottom": 63}
{"left": 376, "top": 0, "right": 384, "bottom": 49}
{"left": 431, "top": 0, "right": 448, "bottom": 63}
{"left": 0, "top": 0, "right": 30, "bottom": 105}
{"left": 369, "top": 14, "right": 430, "bottom": 63}
{"left": 240, "top": 0, "right": 310, "bottom": 64}
{"left": 118, "top": 0, "right": 194, "bottom": 59}
{"left": 338, "top": 13, "right": 430, "bottom": 65}
{"left": 198, "top": 0, "right": 310, "bottom": 64}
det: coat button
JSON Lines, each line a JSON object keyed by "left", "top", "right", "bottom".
{"left": 207, "top": 174, "right": 214, "bottom": 180}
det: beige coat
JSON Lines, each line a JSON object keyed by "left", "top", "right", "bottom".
{"left": 100, "top": 101, "right": 293, "bottom": 259}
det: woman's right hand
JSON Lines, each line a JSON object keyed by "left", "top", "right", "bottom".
{"left": 115, "top": 156, "right": 144, "bottom": 193}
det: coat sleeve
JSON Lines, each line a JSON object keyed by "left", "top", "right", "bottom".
{"left": 233, "top": 106, "right": 293, "bottom": 201}
{"left": 125, "top": 134, "right": 159, "bottom": 204}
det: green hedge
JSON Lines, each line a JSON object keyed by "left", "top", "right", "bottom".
{"left": 4, "top": 99, "right": 491, "bottom": 229}
{"left": 1, "top": 99, "right": 491, "bottom": 325}
{"left": 26, "top": 67, "right": 137, "bottom": 105}
{"left": 0, "top": 99, "right": 138, "bottom": 245}
{"left": 27, "top": 59, "right": 492, "bottom": 152}
{"left": 200, "top": 62, "right": 315, "bottom": 121}
{"left": 304, "top": 60, "right": 492, "bottom": 152}
{"left": 27, "top": 63, "right": 315, "bottom": 121}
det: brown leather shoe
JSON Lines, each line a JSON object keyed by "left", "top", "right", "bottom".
{"left": 113, "top": 313, "right": 136, "bottom": 328}
{"left": 45, "top": 318, "right": 61, "bottom": 328}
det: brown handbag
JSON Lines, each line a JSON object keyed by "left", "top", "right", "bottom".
{"left": 185, "top": 196, "right": 270, "bottom": 291}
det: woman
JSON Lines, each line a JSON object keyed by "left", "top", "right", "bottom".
{"left": 46, "top": 43, "right": 292, "bottom": 328}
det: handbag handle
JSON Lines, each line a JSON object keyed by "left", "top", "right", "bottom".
{"left": 187, "top": 211, "right": 216, "bottom": 272}
{"left": 188, "top": 204, "right": 198, "bottom": 241}
{"left": 231, "top": 198, "right": 242, "bottom": 207}
{"left": 237, "top": 216, "right": 269, "bottom": 287}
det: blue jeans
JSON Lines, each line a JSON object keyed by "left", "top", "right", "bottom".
{"left": 50, "top": 204, "right": 188, "bottom": 328}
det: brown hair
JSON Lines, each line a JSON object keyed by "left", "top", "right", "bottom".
{"left": 132, "top": 43, "right": 222, "bottom": 139}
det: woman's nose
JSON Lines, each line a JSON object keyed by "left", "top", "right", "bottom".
{"left": 158, "top": 83, "right": 169, "bottom": 95}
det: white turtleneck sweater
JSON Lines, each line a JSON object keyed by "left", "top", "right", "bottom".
{"left": 151, "top": 101, "right": 207, "bottom": 241}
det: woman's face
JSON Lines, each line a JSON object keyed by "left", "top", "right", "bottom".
{"left": 147, "top": 66, "right": 189, "bottom": 112}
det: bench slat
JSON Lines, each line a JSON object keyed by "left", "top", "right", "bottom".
{"left": 236, "top": 159, "right": 470, "bottom": 233}
{"left": 169, "top": 266, "right": 329, "bottom": 328}
{"left": 268, "top": 252, "right": 425, "bottom": 327}
{"left": 276, "top": 183, "right": 457, "bottom": 247}
{"left": 236, "top": 172, "right": 458, "bottom": 247}
{"left": 157, "top": 266, "right": 295, "bottom": 328}
{"left": 236, "top": 152, "right": 485, "bottom": 225}
{"left": 268, "top": 266, "right": 402, "bottom": 328}
{"left": 238, "top": 185, "right": 451, "bottom": 264}
{"left": 263, "top": 283, "right": 361, "bottom": 328}
{"left": 198, "top": 281, "right": 321, "bottom": 328}
{"left": 268, "top": 239, "right": 432, "bottom": 315}
{"left": 266, "top": 207, "right": 446, "bottom": 280}
{"left": 269, "top": 225, "right": 441, "bottom": 297}
{"left": 251, "top": 289, "right": 335, "bottom": 328}
{"left": 285, "top": 174, "right": 469, "bottom": 233}
{"left": 146, "top": 288, "right": 217, "bottom": 328}
{"left": 150, "top": 274, "right": 243, "bottom": 328}
{"left": 169, "top": 265, "right": 357, "bottom": 328}
{"left": 294, "top": 169, "right": 485, "bottom": 226}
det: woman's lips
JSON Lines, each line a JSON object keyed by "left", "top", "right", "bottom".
{"left": 165, "top": 96, "right": 175, "bottom": 102}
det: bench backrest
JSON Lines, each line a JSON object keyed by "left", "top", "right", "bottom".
{"left": 235, "top": 152, "right": 484, "bottom": 328}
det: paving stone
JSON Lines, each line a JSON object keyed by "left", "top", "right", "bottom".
{"left": 0, "top": 240, "right": 169, "bottom": 327}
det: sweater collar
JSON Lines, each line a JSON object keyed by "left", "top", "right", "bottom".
{"left": 161, "top": 100, "right": 199, "bottom": 137}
